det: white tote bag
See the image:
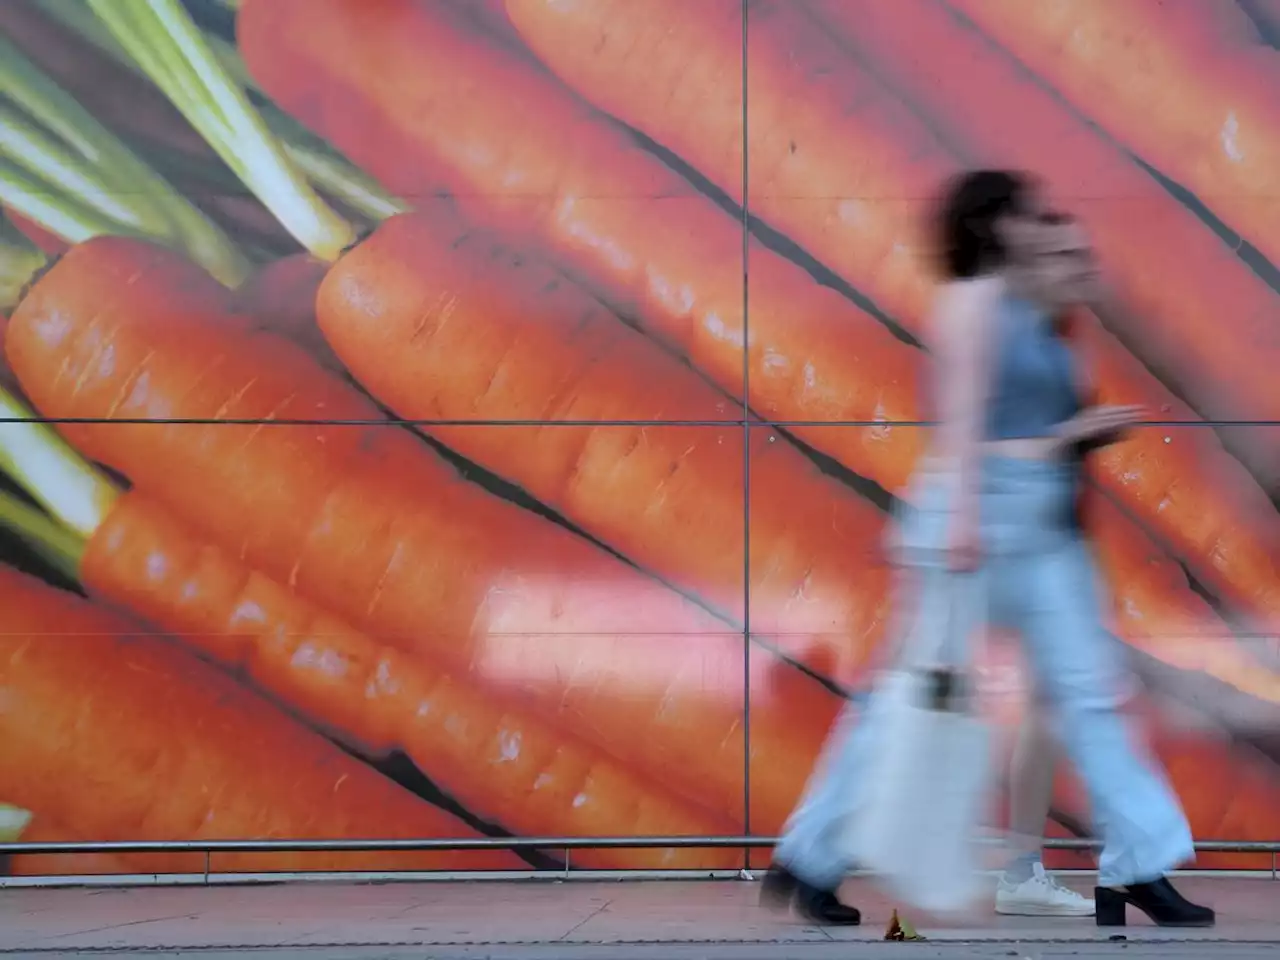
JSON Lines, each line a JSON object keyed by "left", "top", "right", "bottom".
{"left": 841, "top": 570, "right": 994, "bottom": 916}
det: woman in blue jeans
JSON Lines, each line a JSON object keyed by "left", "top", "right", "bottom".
{"left": 761, "top": 171, "right": 1213, "bottom": 929}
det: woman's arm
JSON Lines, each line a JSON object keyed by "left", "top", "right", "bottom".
{"left": 1056, "top": 303, "right": 1145, "bottom": 456}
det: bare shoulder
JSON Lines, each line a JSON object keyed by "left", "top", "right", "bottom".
{"left": 926, "top": 276, "right": 1004, "bottom": 348}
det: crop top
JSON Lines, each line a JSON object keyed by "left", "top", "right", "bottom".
{"left": 983, "top": 294, "right": 1082, "bottom": 440}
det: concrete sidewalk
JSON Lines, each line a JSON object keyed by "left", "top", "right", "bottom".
{"left": 2, "top": 876, "right": 1278, "bottom": 959}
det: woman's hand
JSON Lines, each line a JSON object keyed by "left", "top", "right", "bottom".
{"left": 1054, "top": 404, "right": 1145, "bottom": 452}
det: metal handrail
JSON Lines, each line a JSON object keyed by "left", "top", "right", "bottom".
{"left": 3, "top": 836, "right": 1279, "bottom": 855}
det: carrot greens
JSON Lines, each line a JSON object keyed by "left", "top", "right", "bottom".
{"left": 0, "top": 486, "right": 85, "bottom": 583}
{"left": 0, "top": 31, "right": 249, "bottom": 286}
{"left": 0, "top": 151, "right": 140, "bottom": 249}
{"left": 0, "top": 218, "right": 46, "bottom": 311}
{"left": 85, "top": 0, "right": 357, "bottom": 261}
{"left": 0, "top": 803, "right": 33, "bottom": 842}
{"left": 0, "top": 383, "right": 119, "bottom": 542}
{"left": 32, "top": 0, "right": 407, "bottom": 227}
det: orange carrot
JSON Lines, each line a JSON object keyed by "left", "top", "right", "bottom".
{"left": 1071, "top": 310, "right": 1280, "bottom": 627}
{"left": 0, "top": 562, "right": 522, "bottom": 875}
{"left": 946, "top": 0, "right": 1280, "bottom": 277}
{"left": 504, "top": 0, "right": 1280, "bottom": 628}
{"left": 237, "top": 0, "right": 926, "bottom": 495}
{"left": 1082, "top": 489, "right": 1280, "bottom": 706}
{"left": 3, "top": 205, "right": 321, "bottom": 374}
{"left": 4, "top": 234, "right": 839, "bottom": 833}
{"left": 498, "top": 0, "right": 941, "bottom": 327}
{"left": 230, "top": 253, "right": 347, "bottom": 372}
{"left": 74, "top": 487, "right": 745, "bottom": 870}
{"left": 317, "top": 213, "right": 894, "bottom": 673}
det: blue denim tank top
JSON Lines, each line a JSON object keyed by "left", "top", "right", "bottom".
{"left": 984, "top": 294, "right": 1081, "bottom": 440}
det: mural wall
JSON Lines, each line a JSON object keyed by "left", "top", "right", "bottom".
{"left": 1, "top": 0, "right": 1279, "bottom": 878}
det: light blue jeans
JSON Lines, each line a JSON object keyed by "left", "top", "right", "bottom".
{"left": 775, "top": 456, "right": 1194, "bottom": 890}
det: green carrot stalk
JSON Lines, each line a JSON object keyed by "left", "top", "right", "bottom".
{"left": 273, "top": 130, "right": 408, "bottom": 225}
{"left": 0, "top": 382, "right": 118, "bottom": 543}
{"left": 0, "top": 154, "right": 138, "bottom": 247}
{"left": 0, "top": 486, "right": 85, "bottom": 584}
{"left": 0, "top": 101, "right": 145, "bottom": 231}
{"left": 85, "top": 0, "right": 357, "bottom": 261}
{"left": 0, "top": 30, "right": 249, "bottom": 286}
{"left": 0, "top": 802, "right": 34, "bottom": 842}
{"left": 0, "top": 218, "right": 47, "bottom": 312}
{"left": 34, "top": 0, "right": 406, "bottom": 227}
{"left": 0, "top": 264, "right": 117, "bottom": 563}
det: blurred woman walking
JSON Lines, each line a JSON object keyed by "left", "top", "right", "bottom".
{"left": 761, "top": 171, "right": 1213, "bottom": 929}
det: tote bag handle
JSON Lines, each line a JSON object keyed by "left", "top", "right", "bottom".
{"left": 894, "top": 567, "right": 987, "bottom": 690}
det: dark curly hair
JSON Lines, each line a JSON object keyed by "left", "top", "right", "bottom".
{"left": 932, "top": 169, "right": 1037, "bottom": 280}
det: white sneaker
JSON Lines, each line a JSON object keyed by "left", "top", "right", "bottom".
{"left": 995, "top": 862, "right": 1095, "bottom": 917}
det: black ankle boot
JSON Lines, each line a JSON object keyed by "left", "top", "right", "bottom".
{"left": 759, "top": 861, "right": 861, "bottom": 925}
{"left": 794, "top": 880, "right": 862, "bottom": 926}
{"left": 1095, "top": 877, "right": 1215, "bottom": 928}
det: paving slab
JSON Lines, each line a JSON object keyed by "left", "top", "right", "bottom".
{"left": 1, "top": 876, "right": 1276, "bottom": 959}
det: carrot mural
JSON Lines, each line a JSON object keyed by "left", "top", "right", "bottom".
{"left": 501, "top": 0, "right": 1280, "bottom": 633}
{"left": 0, "top": 424, "right": 744, "bottom": 870}
{"left": 945, "top": 0, "right": 1280, "bottom": 273}
{"left": 0, "top": 564, "right": 523, "bottom": 875}
{"left": 234, "top": 0, "right": 927, "bottom": 495}
{"left": 799, "top": 0, "right": 1280, "bottom": 626}
{"left": 0, "top": 0, "right": 1276, "bottom": 879}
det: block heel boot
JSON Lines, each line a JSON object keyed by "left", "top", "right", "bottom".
{"left": 1094, "top": 878, "right": 1215, "bottom": 928}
